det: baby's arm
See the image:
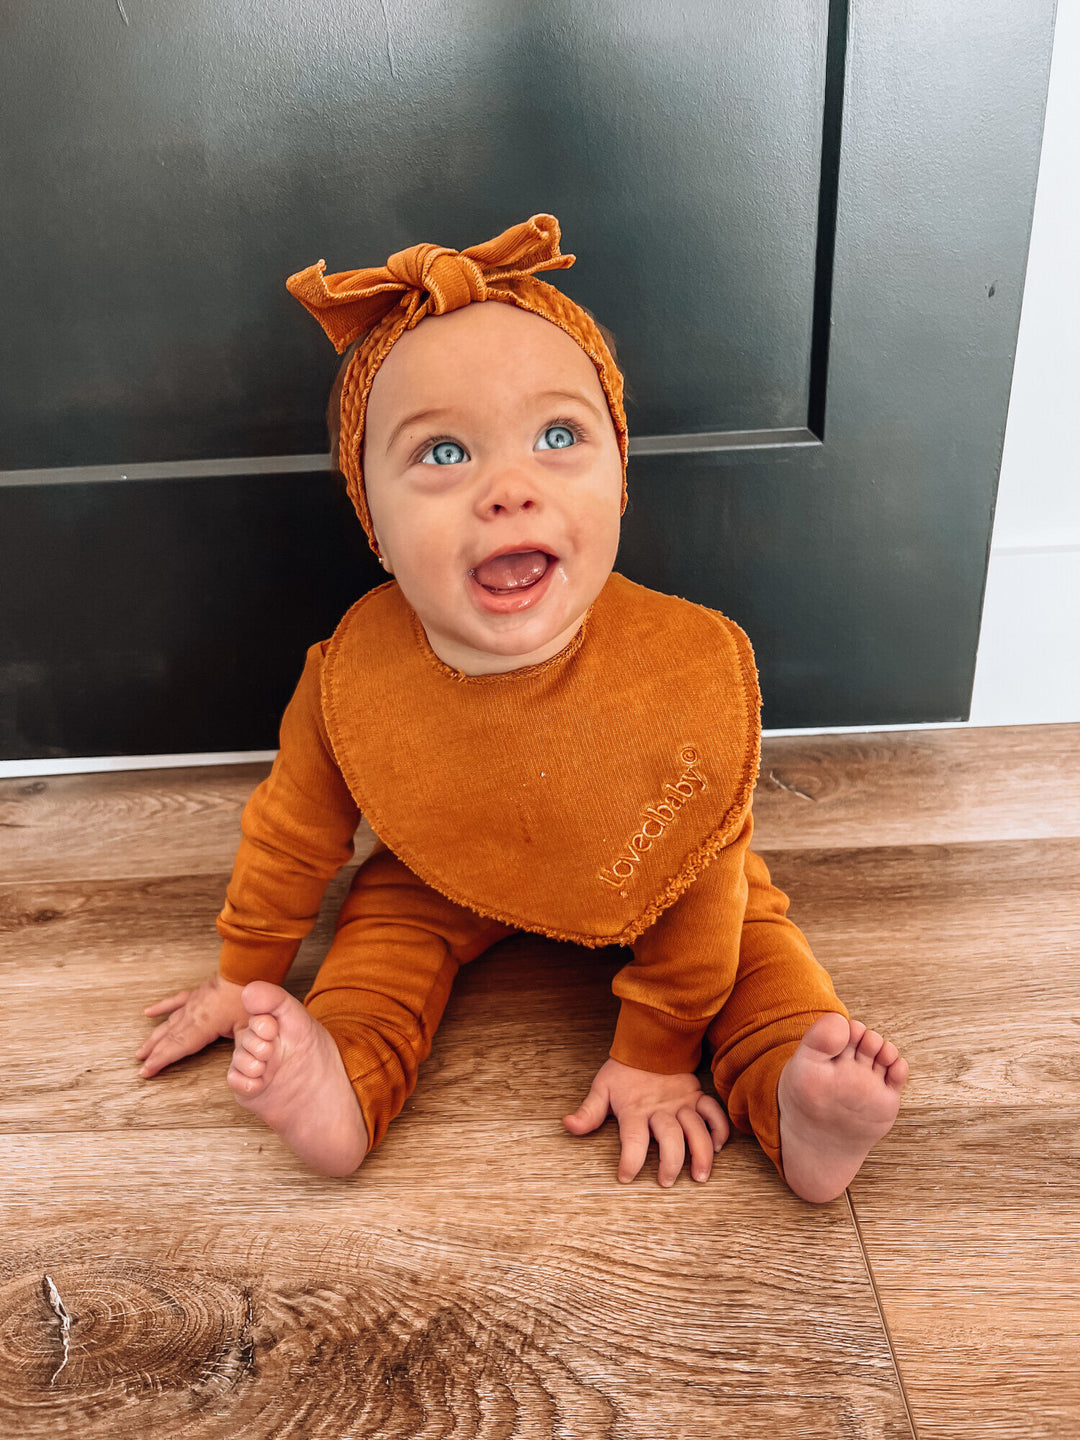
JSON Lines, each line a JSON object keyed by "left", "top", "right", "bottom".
{"left": 137, "top": 641, "right": 361, "bottom": 1077}
{"left": 563, "top": 811, "right": 755, "bottom": 1184}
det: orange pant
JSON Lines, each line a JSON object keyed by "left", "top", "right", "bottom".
{"left": 304, "top": 848, "right": 847, "bottom": 1178}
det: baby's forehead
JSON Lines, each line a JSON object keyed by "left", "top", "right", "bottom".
{"left": 392, "top": 302, "right": 590, "bottom": 377}
{"left": 368, "top": 300, "right": 603, "bottom": 417}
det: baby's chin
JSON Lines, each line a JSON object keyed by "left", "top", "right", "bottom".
{"left": 424, "top": 605, "right": 590, "bottom": 676}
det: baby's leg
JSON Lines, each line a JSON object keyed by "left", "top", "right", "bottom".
{"left": 708, "top": 851, "right": 908, "bottom": 1203}
{"left": 228, "top": 848, "right": 513, "bottom": 1173}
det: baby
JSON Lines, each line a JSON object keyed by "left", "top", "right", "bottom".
{"left": 136, "top": 214, "right": 907, "bottom": 1202}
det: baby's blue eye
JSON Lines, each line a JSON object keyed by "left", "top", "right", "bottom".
{"left": 536, "top": 425, "right": 576, "bottom": 451}
{"left": 423, "top": 440, "right": 468, "bottom": 465}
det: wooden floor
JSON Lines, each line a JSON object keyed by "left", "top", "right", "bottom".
{"left": 2, "top": 724, "right": 1078, "bottom": 1439}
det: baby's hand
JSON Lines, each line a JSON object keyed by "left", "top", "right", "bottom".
{"left": 562, "top": 1057, "right": 730, "bottom": 1187}
{"left": 136, "top": 974, "right": 250, "bottom": 1078}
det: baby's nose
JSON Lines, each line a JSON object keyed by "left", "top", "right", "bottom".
{"left": 476, "top": 465, "right": 541, "bottom": 516}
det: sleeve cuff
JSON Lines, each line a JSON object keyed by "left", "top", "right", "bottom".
{"left": 217, "top": 934, "right": 299, "bottom": 987}
{"left": 608, "top": 999, "right": 706, "bottom": 1074}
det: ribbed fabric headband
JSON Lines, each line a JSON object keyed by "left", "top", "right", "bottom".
{"left": 286, "top": 214, "right": 629, "bottom": 556}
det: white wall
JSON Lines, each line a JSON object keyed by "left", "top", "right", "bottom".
{"left": 968, "top": 0, "right": 1080, "bottom": 725}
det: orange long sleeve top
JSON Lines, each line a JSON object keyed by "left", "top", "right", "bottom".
{"left": 217, "top": 574, "right": 816, "bottom": 1075}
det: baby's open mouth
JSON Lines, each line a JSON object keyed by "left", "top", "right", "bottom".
{"left": 469, "top": 549, "right": 555, "bottom": 594}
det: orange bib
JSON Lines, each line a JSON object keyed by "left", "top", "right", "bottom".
{"left": 321, "top": 572, "right": 760, "bottom": 946}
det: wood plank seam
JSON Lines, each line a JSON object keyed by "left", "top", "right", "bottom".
{"left": 846, "top": 1189, "right": 921, "bottom": 1440}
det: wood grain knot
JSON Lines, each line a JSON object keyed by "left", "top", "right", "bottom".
{"left": 0, "top": 1262, "right": 254, "bottom": 1434}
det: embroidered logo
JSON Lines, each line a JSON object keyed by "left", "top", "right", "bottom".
{"left": 599, "top": 747, "right": 706, "bottom": 891}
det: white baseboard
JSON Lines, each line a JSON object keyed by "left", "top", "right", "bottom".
{"left": 0, "top": 750, "right": 277, "bottom": 779}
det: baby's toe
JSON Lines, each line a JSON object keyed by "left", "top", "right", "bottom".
{"left": 801, "top": 1013, "right": 854, "bottom": 1057}
{"left": 886, "top": 1056, "right": 910, "bottom": 1090}
{"left": 231, "top": 1047, "right": 265, "bottom": 1078}
{"left": 844, "top": 1019, "right": 867, "bottom": 1055}
{"left": 227, "top": 1064, "right": 261, "bottom": 1096}
{"left": 249, "top": 1014, "right": 279, "bottom": 1043}
{"left": 855, "top": 1028, "right": 884, "bottom": 1064}
{"left": 240, "top": 1031, "right": 272, "bottom": 1060}
{"left": 874, "top": 1039, "right": 900, "bottom": 1072}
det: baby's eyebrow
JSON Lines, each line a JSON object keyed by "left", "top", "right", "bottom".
{"left": 385, "top": 408, "right": 453, "bottom": 454}
{"left": 534, "top": 388, "right": 607, "bottom": 421}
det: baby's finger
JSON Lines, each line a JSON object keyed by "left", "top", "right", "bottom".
{"left": 616, "top": 1113, "right": 651, "bottom": 1183}
{"left": 562, "top": 1083, "right": 610, "bottom": 1135}
{"left": 135, "top": 1018, "right": 174, "bottom": 1060}
{"left": 143, "top": 991, "right": 190, "bottom": 1017}
{"left": 138, "top": 1021, "right": 210, "bottom": 1076}
{"left": 139, "top": 1036, "right": 194, "bottom": 1077}
{"left": 138, "top": 1038, "right": 181, "bottom": 1078}
{"left": 677, "top": 1106, "right": 716, "bottom": 1182}
{"left": 695, "top": 1094, "right": 731, "bottom": 1151}
{"left": 650, "top": 1113, "right": 686, "bottom": 1188}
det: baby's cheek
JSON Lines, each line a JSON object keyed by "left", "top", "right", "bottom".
{"left": 582, "top": 487, "right": 624, "bottom": 548}
{"left": 403, "top": 528, "right": 464, "bottom": 595}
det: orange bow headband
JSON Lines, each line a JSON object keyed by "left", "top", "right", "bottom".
{"left": 286, "top": 214, "right": 628, "bottom": 555}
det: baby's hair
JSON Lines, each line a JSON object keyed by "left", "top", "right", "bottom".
{"left": 323, "top": 310, "right": 627, "bottom": 471}
{"left": 594, "top": 319, "right": 631, "bottom": 403}
{"left": 326, "top": 341, "right": 358, "bottom": 472}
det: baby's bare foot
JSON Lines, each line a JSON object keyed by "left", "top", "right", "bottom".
{"left": 777, "top": 1013, "right": 908, "bottom": 1204}
{"left": 227, "top": 981, "right": 369, "bottom": 1177}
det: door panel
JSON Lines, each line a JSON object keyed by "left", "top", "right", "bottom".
{"left": 0, "top": 0, "right": 1057, "bottom": 756}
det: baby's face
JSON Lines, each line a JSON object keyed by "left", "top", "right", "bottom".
{"left": 363, "top": 302, "right": 624, "bottom": 675}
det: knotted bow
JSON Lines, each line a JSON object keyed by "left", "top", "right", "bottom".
{"left": 286, "top": 213, "right": 576, "bottom": 353}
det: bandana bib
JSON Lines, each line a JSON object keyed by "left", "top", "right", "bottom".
{"left": 321, "top": 572, "right": 760, "bottom": 945}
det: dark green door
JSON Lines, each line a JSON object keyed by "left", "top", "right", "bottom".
{"left": 0, "top": 0, "right": 1057, "bottom": 757}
